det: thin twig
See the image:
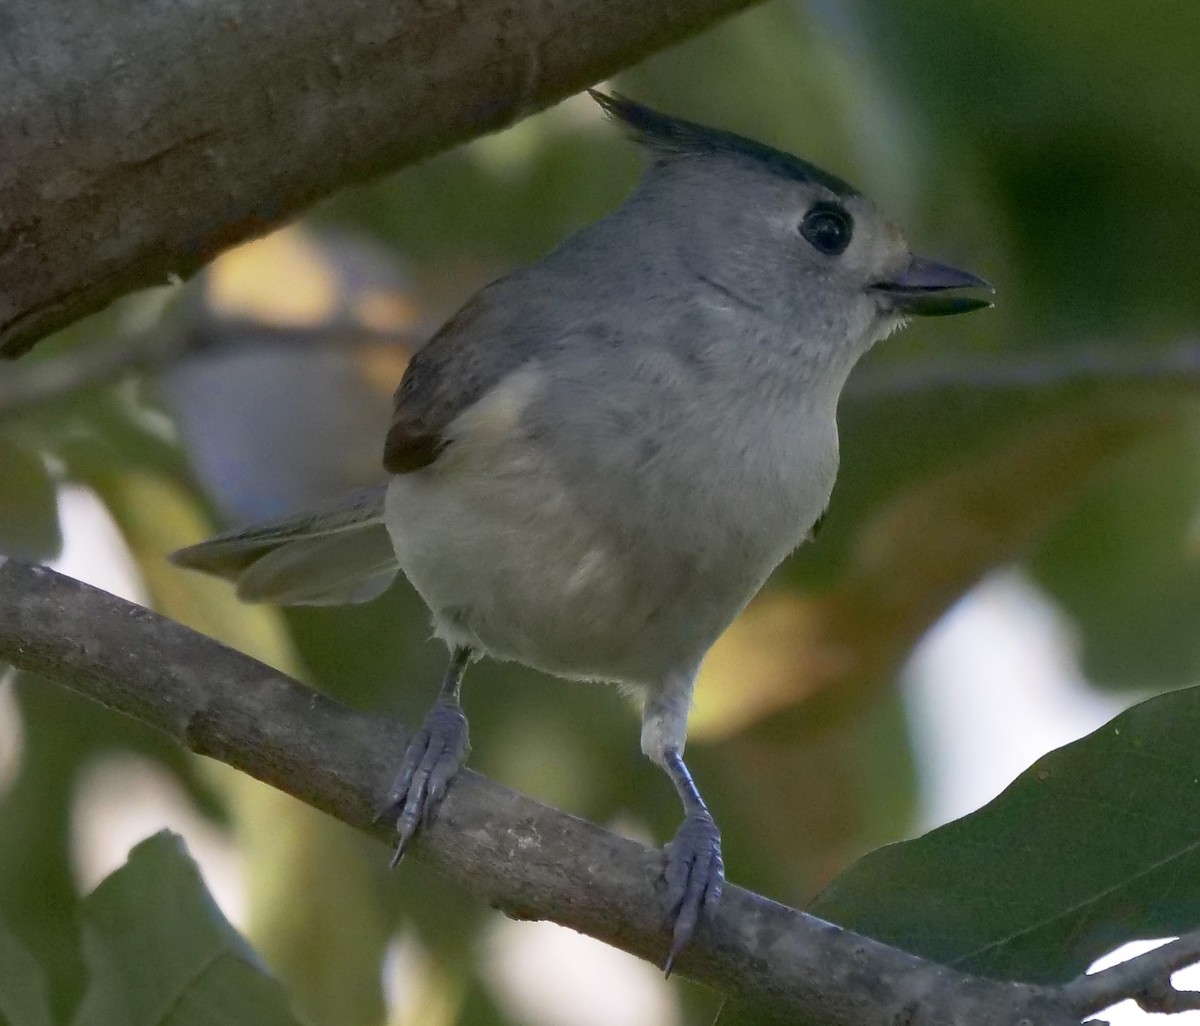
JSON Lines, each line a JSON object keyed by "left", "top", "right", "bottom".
{"left": 0, "top": 317, "right": 424, "bottom": 422}
{"left": 846, "top": 337, "right": 1200, "bottom": 400}
{"left": 0, "top": 322, "right": 180, "bottom": 419}
{"left": 1061, "top": 929, "right": 1200, "bottom": 1017}
{"left": 6, "top": 321, "right": 1200, "bottom": 426}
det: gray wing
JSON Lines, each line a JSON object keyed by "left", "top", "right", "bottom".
{"left": 170, "top": 486, "right": 397, "bottom": 605}
{"left": 175, "top": 274, "right": 558, "bottom": 602}
{"left": 383, "top": 277, "right": 547, "bottom": 473}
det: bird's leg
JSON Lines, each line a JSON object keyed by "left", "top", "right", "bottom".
{"left": 642, "top": 673, "right": 724, "bottom": 975}
{"left": 661, "top": 749, "right": 724, "bottom": 974}
{"left": 379, "top": 646, "right": 472, "bottom": 867}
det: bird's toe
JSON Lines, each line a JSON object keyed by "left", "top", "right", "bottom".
{"left": 378, "top": 699, "right": 470, "bottom": 866}
{"left": 662, "top": 810, "right": 724, "bottom": 975}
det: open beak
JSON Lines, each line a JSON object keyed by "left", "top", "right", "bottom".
{"left": 872, "top": 255, "right": 994, "bottom": 317}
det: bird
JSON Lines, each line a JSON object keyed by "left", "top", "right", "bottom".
{"left": 172, "top": 89, "right": 993, "bottom": 972}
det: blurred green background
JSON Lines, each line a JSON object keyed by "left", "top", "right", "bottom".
{"left": 3, "top": 0, "right": 1200, "bottom": 1022}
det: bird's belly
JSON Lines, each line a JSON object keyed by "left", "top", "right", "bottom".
{"left": 384, "top": 365, "right": 839, "bottom": 686}
{"left": 385, "top": 460, "right": 781, "bottom": 687}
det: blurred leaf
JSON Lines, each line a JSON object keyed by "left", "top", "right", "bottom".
{"left": 98, "top": 477, "right": 380, "bottom": 1025}
{"left": 205, "top": 229, "right": 344, "bottom": 328}
{"left": 1029, "top": 418, "right": 1200, "bottom": 691}
{"left": 0, "top": 466, "right": 250, "bottom": 1023}
{"left": 0, "top": 922, "right": 54, "bottom": 1026}
{"left": 0, "top": 674, "right": 169, "bottom": 1022}
{"left": 48, "top": 384, "right": 185, "bottom": 487}
{"left": 315, "top": 94, "right": 637, "bottom": 273}
{"left": 804, "top": 377, "right": 1158, "bottom": 586}
{"left": 829, "top": 400, "right": 1163, "bottom": 635}
{"left": 621, "top": 0, "right": 855, "bottom": 173}
{"left": 703, "top": 686, "right": 917, "bottom": 902}
{"left": 755, "top": 393, "right": 1164, "bottom": 723}
{"left": 810, "top": 683, "right": 1200, "bottom": 983}
{"left": 694, "top": 593, "right": 835, "bottom": 740}
{"left": 161, "top": 226, "right": 416, "bottom": 524}
{"left": 0, "top": 438, "right": 60, "bottom": 561}
{"left": 100, "top": 472, "right": 299, "bottom": 671}
{"left": 72, "top": 832, "right": 307, "bottom": 1026}
{"left": 842, "top": 0, "right": 1200, "bottom": 339}
{"left": 236, "top": 791, "right": 392, "bottom": 1026}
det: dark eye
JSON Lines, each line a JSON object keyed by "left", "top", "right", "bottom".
{"left": 799, "top": 203, "right": 853, "bottom": 256}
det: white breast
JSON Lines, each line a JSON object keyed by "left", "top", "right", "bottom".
{"left": 385, "top": 355, "right": 841, "bottom": 688}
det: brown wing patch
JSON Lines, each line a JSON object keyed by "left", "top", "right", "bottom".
{"left": 382, "top": 282, "right": 527, "bottom": 475}
{"left": 383, "top": 417, "right": 444, "bottom": 473}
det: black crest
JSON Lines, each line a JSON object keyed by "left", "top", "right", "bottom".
{"left": 588, "top": 89, "right": 859, "bottom": 199}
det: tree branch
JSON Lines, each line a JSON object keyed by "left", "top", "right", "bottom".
{"left": 0, "top": 315, "right": 424, "bottom": 423}
{"left": 0, "top": 556, "right": 1192, "bottom": 1023}
{"left": 7, "top": 312, "right": 1200, "bottom": 425}
{"left": 1061, "top": 931, "right": 1200, "bottom": 1017}
{"left": 0, "top": 0, "right": 759, "bottom": 360}
{"left": 845, "top": 336, "right": 1200, "bottom": 399}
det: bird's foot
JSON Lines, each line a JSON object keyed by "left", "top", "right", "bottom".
{"left": 662, "top": 808, "right": 724, "bottom": 975}
{"left": 377, "top": 697, "right": 470, "bottom": 867}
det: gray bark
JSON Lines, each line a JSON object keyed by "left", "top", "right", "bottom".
{"left": 0, "top": 0, "right": 759, "bottom": 358}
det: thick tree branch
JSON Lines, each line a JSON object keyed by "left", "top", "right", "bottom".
{"left": 0, "top": 0, "right": 759, "bottom": 360}
{"left": 0, "top": 557, "right": 1191, "bottom": 1023}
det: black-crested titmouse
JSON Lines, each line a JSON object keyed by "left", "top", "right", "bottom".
{"left": 173, "top": 90, "right": 992, "bottom": 970}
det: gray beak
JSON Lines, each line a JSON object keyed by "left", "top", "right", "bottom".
{"left": 872, "top": 255, "right": 994, "bottom": 317}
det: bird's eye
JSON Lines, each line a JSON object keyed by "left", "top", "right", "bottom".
{"left": 799, "top": 203, "right": 853, "bottom": 256}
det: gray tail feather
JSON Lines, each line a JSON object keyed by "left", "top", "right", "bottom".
{"left": 170, "top": 486, "right": 399, "bottom": 606}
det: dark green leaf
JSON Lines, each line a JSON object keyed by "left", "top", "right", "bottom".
{"left": 844, "top": 0, "right": 1200, "bottom": 340}
{"left": 1029, "top": 423, "right": 1200, "bottom": 691}
{"left": 810, "top": 684, "right": 1200, "bottom": 982}
{"left": 0, "top": 922, "right": 55, "bottom": 1026}
{"left": 0, "top": 438, "right": 60, "bottom": 562}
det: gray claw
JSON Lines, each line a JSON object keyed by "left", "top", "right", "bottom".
{"left": 380, "top": 698, "right": 469, "bottom": 866}
{"left": 662, "top": 809, "right": 724, "bottom": 975}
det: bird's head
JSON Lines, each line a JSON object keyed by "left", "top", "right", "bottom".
{"left": 590, "top": 90, "right": 992, "bottom": 357}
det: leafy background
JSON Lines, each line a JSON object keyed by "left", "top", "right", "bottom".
{"left": 3, "top": 0, "right": 1200, "bottom": 1023}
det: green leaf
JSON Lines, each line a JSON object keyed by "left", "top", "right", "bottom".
{"left": 71, "top": 832, "right": 307, "bottom": 1026}
{"left": 843, "top": 0, "right": 1200, "bottom": 340}
{"left": 0, "top": 921, "right": 55, "bottom": 1026}
{"left": 0, "top": 438, "right": 59, "bottom": 562}
{"left": 1029, "top": 423, "right": 1200, "bottom": 691}
{"left": 809, "top": 684, "right": 1200, "bottom": 983}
